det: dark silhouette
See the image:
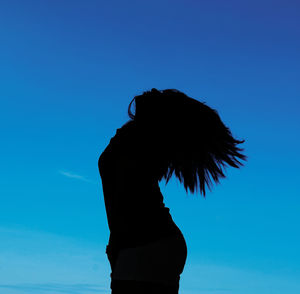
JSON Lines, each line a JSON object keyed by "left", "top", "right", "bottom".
{"left": 98, "top": 88, "right": 247, "bottom": 293}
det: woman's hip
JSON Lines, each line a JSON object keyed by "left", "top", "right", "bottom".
{"left": 111, "top": 232, "right": 187, "bottom": 284}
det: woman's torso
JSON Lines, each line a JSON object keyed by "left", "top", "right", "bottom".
{"left": 98, "top": 121, "right": 183, "bottom": 255}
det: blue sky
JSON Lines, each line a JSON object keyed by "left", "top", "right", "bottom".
{"left": 0, "top": 0, "right": 300, "bottom": 293}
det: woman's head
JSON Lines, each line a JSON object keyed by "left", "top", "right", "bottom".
{"left": 127, "top": 88, "right": 247, "bottom": 196}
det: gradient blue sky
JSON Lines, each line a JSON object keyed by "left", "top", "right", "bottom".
{"left": 1, "top": 1, "right": 300, "bottom": 293}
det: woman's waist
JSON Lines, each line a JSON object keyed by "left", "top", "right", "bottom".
{"left": 107, "top": 219, "right": 183, "bottom": 253}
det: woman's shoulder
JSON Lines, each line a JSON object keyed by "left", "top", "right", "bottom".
{"left": 115, "top": 120, "right": 136, "bottom": 137}
{"left": 100, "top": 119, "right": 158, "bottom": 163}
{"left": 99, "top": 121, "right": 138, "bottom": 160}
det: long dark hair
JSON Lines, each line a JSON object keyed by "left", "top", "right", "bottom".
{"left": 126, "top": 88, "right": 247, "bottom": 196}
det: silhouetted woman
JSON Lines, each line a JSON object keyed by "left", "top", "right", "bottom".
{"left": 98, "top": 89, "right": 247, "bottom": 294}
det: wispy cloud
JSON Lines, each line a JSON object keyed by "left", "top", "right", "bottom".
{"left": 58, "top": 170, "right": 93, "bottom": 183}
{"left": 0, "top": 283, "right": 107, "bottom": 294}
{"left": 0, "top": 283, "right": 232, "bottom": 294}
{"left": 0, "top": 226, "right": 110, "bottom": 291}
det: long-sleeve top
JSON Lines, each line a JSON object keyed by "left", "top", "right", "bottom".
{"left": 98, "top": 121, "right": 181, "bottom": 262}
